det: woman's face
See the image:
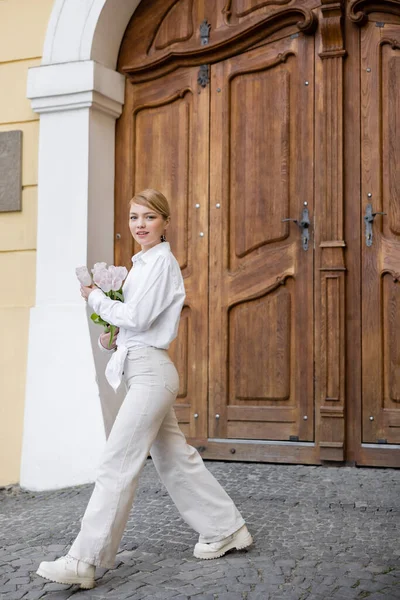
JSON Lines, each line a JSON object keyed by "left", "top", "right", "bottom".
{"left": 129, "top": 202, "right": 169, "bottom": 252}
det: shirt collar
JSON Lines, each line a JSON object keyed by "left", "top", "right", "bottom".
{"left": 131, "top": 241, "right": 171, "bottom": 265}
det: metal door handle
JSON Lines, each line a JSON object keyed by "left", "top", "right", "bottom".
{"left": 282, "top": 207, "right": 310, "bottom": 251}
{"left": 364, "top": 203, "right": 387, "bottom": 246}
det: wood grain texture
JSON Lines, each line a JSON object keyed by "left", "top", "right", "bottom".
{"left": 336, "top": 24, "right": 361, "bottom": 467}
{"left": 222, "top": 0, "right": 292, "bottom": 24}
{"left": 188, "top": 439, "right": 319, "bottom": 463}
{"left": 361, "top": 22, "right": 400, "bottom": 445}
{"left": 118, "top": 0, "right": 318, "bottom": 82}
{"left": 115, "top": 67, "right": 210, "bottom": 439}
{"left": 314, "top": 1, "right": 347, "bottom": 461}
{"left": 230, "top": 288, "right": 291, "bottom": 403}
{"left": 348, "top": 0, "right": 400, "bottom": 25}
{"left": 208, "top": 34, "right": 314, "bottom": 443}
{"left": 153, "top": 0, "right": 194, "bottom": 52}
{"left": 229, "top": 60, "right": 291, "bottom": 259}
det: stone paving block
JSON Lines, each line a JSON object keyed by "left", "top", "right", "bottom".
{"left": 157, "top": 558, "right": 188, "bottom": 568}
{"left": 0, "top": 583, "right": 17, "bottom": 593}
{"left": 6, "top": 576, "right": 31, "bottom": 585}
{"left": 347, "top": 570, "right": 375, "bottom": 581}
{"left": 0, "top": 591, "right": 28, "bottom": 600}
{"left": 365, "top": 592, "right": 400, "bottom": 600}
{"left": 152, "top": 590, "right": 185, "bottom": 599}
{"left": 374, "top": 573, "right": 399, "bottom": 585}
{"left": 134, "top": 561, "right": 162, "bottom": 572}
{"left": 358, "top": 580, "right": 391, "bottom": 593}
{"left": 107, "top": 580, "right": 146, "bottom": 593}
{"left": 133, "top": 586, "right": 168, "bottom": 598}
{"left": 47, "top": 545, "right": 67, "bottom": 552}
{"left": 252, "top": 582, "right": 280, "bottom": 593}
{"left": 10, "top": 558, "right": 35, "bottom": 567}
{"left": 366, "top": 565, "right": 388, "bottom": 573}
{"left": 200, "top": 584, "right": 228, "bottom": 594}
{"left": 331, "top": 586, "right": 361, "bottom": 599}
{"left": 22, "top": 591, "right": 46, "bottom": 600}
{"left": 275, "top": 559, "right": 296, "bottom": 567}
{"left": 42, "top": 582, "right": 74, "bottom": 593}
{"left": 139, "top": 572, "right": 175, "bottom": 585}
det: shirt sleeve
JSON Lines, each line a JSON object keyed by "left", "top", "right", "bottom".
{"left": 88, "top": 256, "right": 176, "bottom": 332}
{"left": 97, "top": 335, "right": 116, "bottom": 353}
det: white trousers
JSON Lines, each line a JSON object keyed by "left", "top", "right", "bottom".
{"left": 69, "top": 346, "right": 245, "bottom": 568}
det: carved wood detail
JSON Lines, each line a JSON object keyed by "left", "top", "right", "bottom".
{"left": 227, "top": 51, "right": 293, "bottom": 261}
{"left": 120, "top": 5, "right": 317, "bottom": 83}
{"left": 316, "top": 0, "right": 347, "bottom": 461}
{"left": 222, "top": 0, "right": 292, "bottom": 22}
{"left": 229, "top": 289, "right": 291, "bottom": 403}
{"left": 380, "top": 37, "right": 400, "bottom": 50}
{"left": 152, "top": 0, "right": 194, "bottom": 52}
{"left": 320, "top": 0, "right": 347, "bottom": 58}
{"left": 348, "top": 0, "right": 400, "bottom": 25}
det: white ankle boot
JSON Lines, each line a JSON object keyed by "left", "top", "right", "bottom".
{"left": 36, "top": 554, "right": 95, "bottom": 589}
{"left": 193, "top": 524, "right": 253, "bottom": 560}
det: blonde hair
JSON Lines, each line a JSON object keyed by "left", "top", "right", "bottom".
{"left": 129, "top": 189, "right": 170, "bottom": 221}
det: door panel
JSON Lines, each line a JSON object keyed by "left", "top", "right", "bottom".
{"left": 115, "top": 68, "right": 210, "bottom": 439}
{"left": 209, "top": 34, "right": 315, "bottom": 441}
{"left": 361, "top": 23, "right": 400, "bottom": 444}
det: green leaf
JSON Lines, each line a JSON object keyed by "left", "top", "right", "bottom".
{"left": 90, "top": 313, "right": 109, "bottom": 328}
{"left": 108, "top": 324, "right": 116, "bottom": 348}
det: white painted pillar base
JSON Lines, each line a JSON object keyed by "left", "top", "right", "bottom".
{"left": 21, "top": 61, "right": 126, "bottom": 490}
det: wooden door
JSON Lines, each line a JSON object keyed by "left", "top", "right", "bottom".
{"left": 208, "top": 34, "right": 315, "bottom": 444}
{"left": 360, "top": 21, "right": 400, "bottom": 445}
{"left": 114, "top": 0, "right": 400, "bottom": 466}
{"left": 115, "top": 67, "right": 210, "bottom": 439}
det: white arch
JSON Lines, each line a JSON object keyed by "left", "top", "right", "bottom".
{"left": 21, "top": 0, "right": 142, "bottom": 490}
{"left": 42, "top": 0, "right": 141, "bottom": 70}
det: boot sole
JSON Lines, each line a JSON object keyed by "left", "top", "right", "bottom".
{"left": 36, "top": 566, "right": 95, "bottom": 589}
{"left": 193, "top": 528, "right": 253, "bottom": 560}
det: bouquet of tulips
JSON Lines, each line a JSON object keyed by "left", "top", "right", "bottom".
{"left": 75, "top": 262, "right": 128, "bottom": 348}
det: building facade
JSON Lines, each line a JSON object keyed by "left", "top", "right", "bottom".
{"left": 0, "top": 0, "right": 399, "bottom": 490}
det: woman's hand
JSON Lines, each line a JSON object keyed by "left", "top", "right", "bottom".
{"left": 80, "top": 284, "right": 96, "bottom": 302}
{"left": 99, "top": 328, "right": 119, "bottom": 350}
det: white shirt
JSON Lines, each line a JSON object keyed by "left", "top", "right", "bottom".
{"left": 88, "top": 242, "right": 186, "bottom": 391}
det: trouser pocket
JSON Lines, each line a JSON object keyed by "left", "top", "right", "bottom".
{"left": 159, "top": 360, "right": 179, "bottom": 395}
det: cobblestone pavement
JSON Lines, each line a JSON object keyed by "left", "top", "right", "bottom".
{"left": 0, "top": 461, "right": 399, "bottom": 600}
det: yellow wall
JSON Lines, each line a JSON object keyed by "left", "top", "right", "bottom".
{"left": 0, "top": 0, "right": 55, "bottom": 486}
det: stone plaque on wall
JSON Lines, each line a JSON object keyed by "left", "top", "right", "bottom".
{"left": 0, "top": 131, "right": 22, "bottom": 212}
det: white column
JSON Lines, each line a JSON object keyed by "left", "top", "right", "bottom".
{"left": 21, "top": 61, "right": 126, "bottom": 490}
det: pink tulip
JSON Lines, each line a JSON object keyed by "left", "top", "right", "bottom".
{"left": 92, "top": 267, "right": 113, "bottom": 293}
{"left": 75, "top": 266, "right": 92, "bottom": 286}
{"left": 91, "top": 262, "right": 107, "bottom": 275}
{"left": 108, "top": 265, "right": 128, "bottom": 291}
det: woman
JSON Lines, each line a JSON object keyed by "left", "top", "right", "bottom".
{"left": 36, "top": 189, "right": 252, "bottom": 589}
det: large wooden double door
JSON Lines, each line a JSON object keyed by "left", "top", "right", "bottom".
{"left": 115, "top": 0, "right": 400, "bottom": 467}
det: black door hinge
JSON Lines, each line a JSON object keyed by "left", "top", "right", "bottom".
{"left": 198, "top": 64, "right": 210, "bottom": 87}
